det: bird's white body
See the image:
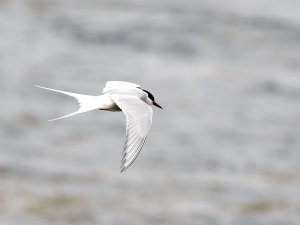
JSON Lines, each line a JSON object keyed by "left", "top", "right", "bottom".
{"left": 36, "top": 81, "right": 161, "bottom": 172}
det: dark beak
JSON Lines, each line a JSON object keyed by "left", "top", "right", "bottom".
{"left": 153, "top": 101, "right": 163, "bottom": 109}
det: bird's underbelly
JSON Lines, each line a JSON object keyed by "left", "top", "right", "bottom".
{"left": 96, "top": 95, "right": 121, "bottom": 111}
{"left": 103, "top": 103, "right": 121, "bottom": 111}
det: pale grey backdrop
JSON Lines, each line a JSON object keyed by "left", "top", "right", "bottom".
{"left": 1, "top": 0, "right": 300, "bottom": 224}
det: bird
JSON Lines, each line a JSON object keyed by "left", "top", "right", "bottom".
{"left": 35, "top": 81, "right": 162, "bottom": 172}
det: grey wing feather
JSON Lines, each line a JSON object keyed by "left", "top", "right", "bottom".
{"left": 108, "top": 94, "right": 153, "bottom": 172}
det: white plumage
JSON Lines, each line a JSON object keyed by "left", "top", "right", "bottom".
{"left": 36, "top": 81, "right": 162, "bottom": 172}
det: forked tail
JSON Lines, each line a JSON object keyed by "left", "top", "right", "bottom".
{"left": 35, "top": 85, "right": 101, "bottom": 121}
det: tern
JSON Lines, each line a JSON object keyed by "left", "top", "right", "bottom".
{"left": 35, "top": 81, "right": 162, "bottom": 172}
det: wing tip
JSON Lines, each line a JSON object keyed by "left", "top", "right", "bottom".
{"left": 119, "top": 136, "right": 148, "bottom": 173}
{"left": 120, "top": 164, "right": 131, "bottom": 173}
{"left": 120, "top": 162, "right": 132, "bottom": 173}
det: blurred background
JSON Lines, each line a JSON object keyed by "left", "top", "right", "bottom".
{"left": 1, "top": 0, "right": 300, "bottom": 224}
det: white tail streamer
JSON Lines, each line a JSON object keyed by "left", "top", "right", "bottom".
{"left": 35, "top": 85, "right": 101, "bottom": 121}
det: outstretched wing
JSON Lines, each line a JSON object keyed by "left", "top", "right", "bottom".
{"left": 108, "top": 94, "right": 153, "bottom": 172}
{"left": 103, "top": 81, "right": 141, "bottom": 94}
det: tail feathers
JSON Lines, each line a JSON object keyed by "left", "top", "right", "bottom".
{"left": 48, "top": 111, "right": 83, "bottom": 121}
{"left": 35, "top": 85, "right": 100, "bottom": 121}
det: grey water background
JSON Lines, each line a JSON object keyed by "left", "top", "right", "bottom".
{"left": 1, "top": 0, "right": 300, "bottom": 224}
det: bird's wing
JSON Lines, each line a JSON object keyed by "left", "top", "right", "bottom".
{"left": 103, "top": 81, "right": 141, "bottom": 94}
{"left": 108, "top": 94, "right": 153, "bottom": 172}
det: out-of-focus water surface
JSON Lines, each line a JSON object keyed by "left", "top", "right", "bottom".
{"left": 1, "top": 0, "right": 300, "bottom": 224}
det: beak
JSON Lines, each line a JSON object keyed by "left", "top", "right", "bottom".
{"left": 153, "top": 101, "right": 163, "bottom": 109}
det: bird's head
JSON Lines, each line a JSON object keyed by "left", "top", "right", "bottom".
{"left": 142, "top": 89, "right": 162, "bottom": 109}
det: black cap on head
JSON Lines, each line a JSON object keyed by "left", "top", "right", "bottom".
{"left": 142, "top": 89, "right": 162, "bottom": 109}
{"left": 142, "top": 89, "right": 155, "bottom": 101}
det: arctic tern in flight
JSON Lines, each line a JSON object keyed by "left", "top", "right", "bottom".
{"left": 35, "top": 81, "right": 162, "bottom": 172}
